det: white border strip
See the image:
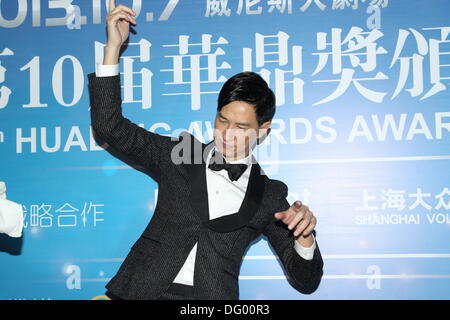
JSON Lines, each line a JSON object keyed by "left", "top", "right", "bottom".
{"left": 73, "top": 253, "right": 450, "bottom": 263}
{"left": 81, "top": 274, "right": 450, "bottom": 282}
{"left": 56, "top": 155, "right": 450, "bottom": 171}
{"left": 244, "top": 253, "right": 450, "bottom": 260}
{"left": 259, "top": 155, "right": 450, "bottom": 165}
{"left": 239, "top": 274, "right": 450, "bottom": 280}
{"left": 321, "top": 253, "right": 450, "bottom": 259}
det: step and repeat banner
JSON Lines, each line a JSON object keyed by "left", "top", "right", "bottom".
{"left": 0, "top": 0, "right": 449, "bottom": 300}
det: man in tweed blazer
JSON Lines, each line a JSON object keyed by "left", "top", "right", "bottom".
{"left": 87, "top": 1, "right": 324, "bottom": 300}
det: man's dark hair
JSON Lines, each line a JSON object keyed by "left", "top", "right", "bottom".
{"left": 217, "top": 71, "right": 276, "bottom": 126}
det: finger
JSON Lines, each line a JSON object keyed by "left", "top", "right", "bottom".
{"left": 294, "top": 212, "right": 315, "bottom": 236}
{"left": 293, "top": 216, "right": 311, "bottom": 237}
{"left": 274, "top": 211, "right": 289, "bottom": 223}
{"left": 301, "top": 218, "right": 316, "bottom": 237}
{"left": 287, "top": 203, "right": 307, "bottom": 229}
{"left": 112, "top": 12, "right": 135, "bottom": 25}
{"left": 109, "top": 0, "right": 116, "bottom": 11}
{"left": 110, "top": 12, "right": 137, "bottom": 25}
{"left": 287, "top": 210, "right": 305, "bottom": 230}
{"left": 283, "top": 203, "right": 301, "bottom": 220}
{"left": 293, "top": 200, "right": 303, "bottom": 211}
{"left": 274, "top": 211, "right": 293, "bottom": 224}
{"left": 274, "top": 212, "right": 284, "bottom": 220}
{"left": 112, "top": 4, "right": 136, "bottom": 17}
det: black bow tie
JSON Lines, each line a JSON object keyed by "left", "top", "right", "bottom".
{"left": 208, "top": 151, "right": 248, "bottom": 181}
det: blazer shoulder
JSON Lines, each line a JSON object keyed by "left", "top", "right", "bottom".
{"left": 177, "top": 130, "right": 209, "bottom": 145}
{"left": 265, "top": 178, "right": 288, "bottom": 199}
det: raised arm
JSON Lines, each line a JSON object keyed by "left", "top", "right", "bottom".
{"left": 88, "top": 0, "right": 172, "bottom": 182}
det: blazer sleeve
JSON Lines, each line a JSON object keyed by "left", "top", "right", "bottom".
{"left": 262, "top": 181, "right": 324, "bottom": 295}
{"left": 87, "top": 72, "right": 173, "bottom": 182}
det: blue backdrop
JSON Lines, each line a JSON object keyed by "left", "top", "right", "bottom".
{"left": 0, "top": 0, "right": 449, "bottom": 300}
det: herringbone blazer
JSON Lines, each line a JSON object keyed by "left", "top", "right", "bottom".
{"left": 87, "top": 72, "right": 324, "bottom": 300}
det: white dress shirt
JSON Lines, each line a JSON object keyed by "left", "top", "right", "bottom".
{"left": 95, "top": 64, "right": 317, "bottom": 286}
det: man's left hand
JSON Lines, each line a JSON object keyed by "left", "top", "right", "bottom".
{"left": 274, "top": 200, "right": 316, "bottom": 240}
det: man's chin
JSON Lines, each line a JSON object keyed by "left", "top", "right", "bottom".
{"left": 214, "top": 140, "right": 244, "bottom": 159}
{"left": 222, "top": 149, "right": 244, "bottom": 161}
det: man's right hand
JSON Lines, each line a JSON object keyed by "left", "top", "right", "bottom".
{"left": 103, "top": 0, "right": 137, "bottom": 65}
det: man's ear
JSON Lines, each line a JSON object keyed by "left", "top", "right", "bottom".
{"left": 257, "top": 121, "right": 271, "bottom": 145}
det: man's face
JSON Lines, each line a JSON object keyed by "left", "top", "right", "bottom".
{"left": 213, "top": 101, "right": 270, "bottom": 161}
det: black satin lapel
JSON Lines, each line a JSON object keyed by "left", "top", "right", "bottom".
{"left": 204, "top": 162, "right": 266, "bottom": 233}
{"left": 188, "top": 162, "right": 209, "bottom": 223}
{"left": 187, "top": 135, "right": 215, "bottom": 223}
